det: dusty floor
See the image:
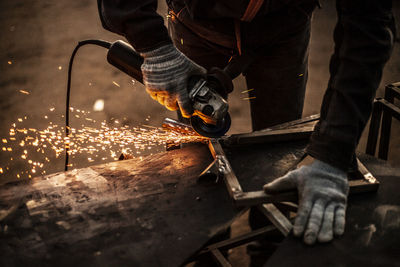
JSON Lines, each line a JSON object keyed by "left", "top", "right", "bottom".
{"left": 0, "top": 0, "right": 399, "bottom": 266}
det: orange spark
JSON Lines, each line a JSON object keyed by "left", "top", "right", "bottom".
{"left": 19, "top": 90, "right": 30, "bottom": 95}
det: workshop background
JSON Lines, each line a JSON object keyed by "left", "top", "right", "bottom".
{"left": 0, "top": 1, "right": 399, "bottom": 266}
{"left": 0, "top": 0, "right": 399, "bottom": 184}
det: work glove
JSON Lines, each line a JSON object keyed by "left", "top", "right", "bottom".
{"left": 140, "top": 44, "right": 206, "bottom": 118}
{"left": 263, "top": 159, "right": 349, "bottom": 245}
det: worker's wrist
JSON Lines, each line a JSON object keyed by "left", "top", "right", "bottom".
{"left": 298, "top": 155, "right": 347, "bottom": 178}
{"left": 306, "top": 131, "right": 356, "bottom": 172}
{"left": 310, "top": 159, "right": 347, "bottom": 178}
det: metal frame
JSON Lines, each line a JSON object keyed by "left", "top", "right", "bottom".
{"left": 187, "top": 203, "right": 297, "bottom": 266}
{"left": 163, "top": 114, "right": 381, "bottom": 266}
{"left": 201, "top": 115, "right": 379, "bottom": 207}
{"left": 186, "top": 225, "right": 277, "bottom": 267}
{"left": 366, "top": 83, "right": 400, "bottom": 160}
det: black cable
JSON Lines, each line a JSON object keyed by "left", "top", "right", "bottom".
{"left": 65, "top": 39, "right": 111, "bottom": 171}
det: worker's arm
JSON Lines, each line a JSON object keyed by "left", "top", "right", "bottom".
{"left": 98, "top": 0, "right": 205, "bottom": 116}
{"left": 264, "top": 0, "right": 395, "bottom": 245}
{"left": 98, "top": 0, "right": 171, "bottom": 52}
{"left": 306, "top": 0, "right": 395, "bottom": 171}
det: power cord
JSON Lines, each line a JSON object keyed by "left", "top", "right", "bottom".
{"left": 65, "top": 40, "right": 111, "bottom": 171}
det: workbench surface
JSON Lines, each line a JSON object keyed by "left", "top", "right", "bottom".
{"left": 1, "top": 140, "right": 398, "bottom": 266}
{"left": 0, "top": 144, "right": 237, "bottom": 267}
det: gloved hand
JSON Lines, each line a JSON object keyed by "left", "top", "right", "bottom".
{"left": 263, "top": 159, "right": 349, "bottom": 245}
{"left": 140, "top": 44, "right": 206, "bottom": 118}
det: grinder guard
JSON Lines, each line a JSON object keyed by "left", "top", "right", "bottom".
{"left": 187, "top": 75, "right": 231, "bottom": 137}
{"left": 190, "top": 113, "right": 231, "bottom": 138}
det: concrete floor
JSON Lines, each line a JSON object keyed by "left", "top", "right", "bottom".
{"left": 0, "top": 1, "right": 399, "bottom": 265}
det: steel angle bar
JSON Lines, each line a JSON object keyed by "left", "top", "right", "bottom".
{"left": 355, "top": 158, "right": 378, "bottom": 184}
{"left": 258, "top": 204, "right": 293, "bottom": 236}
{"left": 377, "top": 99, "right": 400, "bottom": 124}
{"left": 207, "top": 139, "right": 244, "bottom": 200}
{"left": 210, "top": 249, "right": 231, "bottom": 267}
{"left": 366, "top": 99, "right": 383, "bottom": 156}
{"left": 385, "top": 82, "right": 400, "bottom": 101}
{"left": 379, "top": 115, "right": 393, "bottom": 160}
{"left": 366, "top": 98, "right": 400, "bottom": 159}
{"left": 233, "top": 190, "right": 298, "bottom": 207}
{"left": 378, "top": 96, "right": 400, "bottom": 160}
{"left": 366, "top": 96, "right": 400, "bottom": 158}
{"left": 379, "top": 84, "right": 400, "bottom": 159}
{"left": 348, "top": 158, "right": 380, "bottom": 194}
{"left": 162, "top": 117, "right": 198, "bottom": 136}
{"left": 274, "top": 202, "right": 298, "bottom": 213}
{"left": 263, "top": 114, "right": 320, "bottom": 132}
{"left": 222, "top": 126, "right": 314, "bottom": 146}
{"left": 198, "top": 225, "right": 276, "bottom": 255}
{"left": 198, "top": 158, "right": 220, "bottom": 182}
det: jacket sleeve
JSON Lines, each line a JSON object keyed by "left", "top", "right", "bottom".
{"left": 98, "top": 0, "right": 172, "bottom": 52}
{"left": 306, "top": 0, "right": 395, "bottom": 171}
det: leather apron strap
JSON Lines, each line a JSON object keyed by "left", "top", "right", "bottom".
{"left": 236, "top": 0, "right": 265, "bottom": 55}
{"left": 241, "top": 0, "right": 265, "bottom": 22}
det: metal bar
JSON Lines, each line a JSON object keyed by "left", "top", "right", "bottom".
{"left": 274, "top": 202, "right": 298, "bottom": 213}
{"left": 162, "top": 117, "right": 199, "bottom": 136}
{"left": 200, "top": 225, "right": 276, "bottom": 254}
{"left": 378, "top": 110, "right": 392, "bottom": 160}
{"left": 366, "top": 99, "right": 383, "bottom": 156}
{"left": 353, "top": 158, "right": 378, "bottom": 183}
{"left": 378, "top": 99, "right": 400, "bottom": 121}
{"left": 258, "top": 204, "right": 293, "bottom": 236}
{"left": 210, "top": 249, "right": 232, "bottom": 267}
{"left": 198, "top": 158, "right": 219, "bottom": 181}
{"left": 378, "top": 83, "right": 400, "bottom": 159}
{"left": 348, "top": 179, "right": 379, "bottom": 194}
{"left": 378, "top": 97, "right": 400, "bottom": 160}
{"left": 208, "top": 139, "right": 244, "bottom": 200}
{"left": 385, "top": 82, "right": 400, "bottom": 102}
{"left": 262, "top": 114, "right": 320, "bottom": 132}
{"left": 234, "top": 190, "right": 298, "bottom": 207}
{"left": 231, "top": 172, "right": 378, "bottom": 208}
{"left": 222, "top": 126, "right": 314, "bottom": 146}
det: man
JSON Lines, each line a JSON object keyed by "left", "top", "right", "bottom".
{"left": 98, "top": 0, "right": 394, "bottom": 251}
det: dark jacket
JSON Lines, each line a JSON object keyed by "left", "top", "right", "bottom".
{"left": 98, "top": 0, "right": 395, "bottom": 171}
{"left": 98, "top": 0, "right": 316, "bottom": 52}
{"left": 306, "top": 0, "right": 395, "bottom": 171}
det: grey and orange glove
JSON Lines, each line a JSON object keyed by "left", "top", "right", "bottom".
{"left": 263, "top": 159, "right": 349, "bottom": 245}
{"left": 140, "top": 44, "right": 206, "bottom": 118}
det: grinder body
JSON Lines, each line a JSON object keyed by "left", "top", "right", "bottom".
{"left": 107, "top": 40, "right": 256, "bottom": 138}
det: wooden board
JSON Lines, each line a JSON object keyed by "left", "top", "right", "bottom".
{"left": 0, "top": 144, "right": 241, "bottom": 267}
{"left": 0, "top": 138, "right": 311, "bottom": 266}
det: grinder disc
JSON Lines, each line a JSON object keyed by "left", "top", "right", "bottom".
{"left": 190, "top": 114, "right": 231, "bottom": 138}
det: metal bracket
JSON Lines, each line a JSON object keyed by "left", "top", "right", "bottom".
{"left": 366, "top": 83, "right": 400, "bottom": 160}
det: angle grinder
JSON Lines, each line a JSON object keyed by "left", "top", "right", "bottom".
{"left": 106, "top": 40, "right": 251, "bottom": 138}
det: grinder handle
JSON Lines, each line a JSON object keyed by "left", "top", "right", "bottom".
{"left": 223, "top": 52, "right": 256, "bottom": 80}
{"left": 107, "top": 40, "right": 144, "bottom": 83}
